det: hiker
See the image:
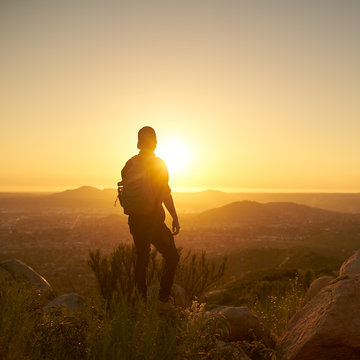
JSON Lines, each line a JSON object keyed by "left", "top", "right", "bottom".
{"left": 118, "top": 126, "right": 180, "bottom": 303}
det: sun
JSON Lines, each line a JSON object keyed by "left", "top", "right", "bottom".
{"left": 156, "top": 139, "right": 189, "bottom": 173}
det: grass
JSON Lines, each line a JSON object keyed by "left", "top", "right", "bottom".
{"left": 88, "top": 244, "right": 227, "bottom": 302}
{"left": 1, "top": 244, "right": 328, "bottom": 360}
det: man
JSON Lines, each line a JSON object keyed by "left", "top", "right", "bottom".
{"left": 119, "top": 126, "right": 180, "bottom": 303}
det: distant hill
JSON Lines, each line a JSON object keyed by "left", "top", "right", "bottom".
{"left": 44, "top": 186, "right": 115, "bottom": 208}
{"left": 2, "top": 185, "right": 360, "bottom": 214}
{"left": 195, "top": 201, "right": 357, "bottom": 227}
{"left": 0, "top": 186, "right": 117, "bottom": 210}
{"left": 172, "top": 191, "right": 360, "bottom": 214}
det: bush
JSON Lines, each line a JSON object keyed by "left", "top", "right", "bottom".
{"left": 0, "top": 281, "right": 39, "bottom": 360}
{"left": 176, "top": 250, "right": 227, "bottom": 300}
{"left": 88, "top": 244, "right": 159, "bottom": 302}
{"left": 88, "top": 244, "right": 227, "bottom": 302}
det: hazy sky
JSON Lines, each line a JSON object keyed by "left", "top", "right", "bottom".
{"left": 1, "top": 0, "right": 359, "bottom": 192}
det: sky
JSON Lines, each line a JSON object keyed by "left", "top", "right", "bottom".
{"left": 1, "top": 0, "right": 360, "bottom": 192}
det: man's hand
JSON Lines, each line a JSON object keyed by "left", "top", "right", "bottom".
{"left": 172, "top": 217, "right": 180, "bottom": 235}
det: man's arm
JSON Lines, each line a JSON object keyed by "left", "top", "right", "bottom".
{"left": 163, "top": 192, "right": 180, "bottom": 235}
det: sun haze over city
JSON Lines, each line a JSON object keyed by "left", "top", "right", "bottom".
{"left": 1, "top": 0, "right": 359, "bottom": 193}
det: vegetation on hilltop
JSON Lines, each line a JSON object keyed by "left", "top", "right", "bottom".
{"left": 1, "top": 243, "right": 341, "bottom": 359}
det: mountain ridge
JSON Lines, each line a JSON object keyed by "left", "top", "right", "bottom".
{"left": 2, "top": 185, "right": 360, "bottom": 214}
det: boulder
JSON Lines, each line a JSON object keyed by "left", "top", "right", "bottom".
{"left": 171, "top": 283, "right": 191, "bottom": 307}
{"left": 278, "top": 275, "right": 360, "bottom": 360}
{"left": 0, "top": 259, "right": 53, "bottom": 296}
{"left": 340, "top": 250, "right": 360, "bottom": 276}
{"left": 0, "top": 267, "right": 14, "bottom": 283}
{"left": 211, "top": 306, "right": 266, "bottom": 342}
{"left": 43, "top": 293, "right": 86, "bottom": 312}
{"left": 302, "top": 276, "right": 334, "bottom": 306}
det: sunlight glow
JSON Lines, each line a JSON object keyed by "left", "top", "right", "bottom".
{"left": 156, "top": 139, "right": 189, "bottom": 173}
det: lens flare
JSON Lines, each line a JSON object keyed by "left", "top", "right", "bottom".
{"left": 156, "top": 139, "right": 189, "bottom": 173}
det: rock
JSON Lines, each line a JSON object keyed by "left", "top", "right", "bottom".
{"left": 0, "top": 259, "right": 53, "bottom": 296}
{"left": 340, "top": 250, "right": 360, "bottom": 276}
{"left": 43, "top": 293, "right": 86, "bottom": 312}
{"left": 278, "top": 275, "right": 360, "bottom": 360}
{"left": 302, "top": 276, "right": 334, "bottom": 306}
{"left": 203, "top": 288, "right": 227, "bottom": 299}
{"left": 0, "top": 267, "right": 14, "bottom": 282}
{"left": 211, "top": 306, "right": 266, "bottom": 342}
{"left": 171, "top": 283, "right": 191, "bottom": 307}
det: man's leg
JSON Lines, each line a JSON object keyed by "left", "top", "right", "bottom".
{"left": 151, "top": 223, "right": 180, "bottom": 302}
{"left": 129, "top": 217, "right": 151, "bottom": 299}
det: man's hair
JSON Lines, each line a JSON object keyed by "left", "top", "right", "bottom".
{"left": 137, "top": 126, "right": 157, "bottom": 150}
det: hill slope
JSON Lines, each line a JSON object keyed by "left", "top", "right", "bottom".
{"left": 195, "top": 201, "right": 356, "bottom": 226}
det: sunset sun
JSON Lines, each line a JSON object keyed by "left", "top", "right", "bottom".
{"left": 156, "top": 139, "right": 189, "bottom": 173}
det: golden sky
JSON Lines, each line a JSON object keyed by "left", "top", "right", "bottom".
{"left": 1, "top": 0, "right": 360, "bottom": 192}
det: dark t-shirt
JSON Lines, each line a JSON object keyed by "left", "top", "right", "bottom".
{"left": 121, "top": 150, "right": 171, "bottom": 220}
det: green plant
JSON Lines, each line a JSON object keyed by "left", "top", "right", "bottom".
{"left": 252, "top": 275, "right": 305, "bottom": 337}
{"left": 32, "top": 310, "right": 88, "bottom": 360}
{"left": 88, "top": 244, "right": 161, "bottom": 302}
{"left": 0, "top": 280, "right": 40, "bottom": 360}
{"left": 86, "top": 290, "right": 178, "bottom": 360}
{"left": 176, "top": 250, "right": 227, "bottom": 300}
{"left": 88, "top": 244, "right": 227, "bottom": 302}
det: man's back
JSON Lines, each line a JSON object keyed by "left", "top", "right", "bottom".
{"left": 121, "top": 151, "right": 171, "bottom": 217}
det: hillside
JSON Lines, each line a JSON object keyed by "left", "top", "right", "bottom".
{"left": 194, "top": 200, "right": 357, "bottom": 227}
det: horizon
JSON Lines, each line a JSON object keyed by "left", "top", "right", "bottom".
{"left": 1, "top": 184, "right": 360, "bottom": 195}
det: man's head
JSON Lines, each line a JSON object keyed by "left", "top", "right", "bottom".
{"left": 137, "top": 126, "right": 157, "bottom": 151}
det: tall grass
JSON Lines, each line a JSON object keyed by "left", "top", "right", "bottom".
{"left": 88, "top": 244, "right": 227, "bottom": 302}
{"left": 0, "top": 281, "right": 39, "bottom": 360}
{"left": 176, "top": 250, "right": 227, "bottom": 299}
{"left": 251, "top": 270, "right": 314, "bottom": 337}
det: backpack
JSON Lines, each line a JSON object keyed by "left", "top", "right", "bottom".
{"left": 118, "top": 155, "right": 155, "bottom": 216}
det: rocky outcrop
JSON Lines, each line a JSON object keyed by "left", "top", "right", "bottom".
{"left": 339, "top": 250, "right": 360, "bottom": 276}
{"left": 0, "top": 259, "right": 53, "bottom": 296}
{"left": 301, "top": 275, "right": 334, "bottom": 306}
{"left": 278, "top": 275, "right": 360, "bottom": 360}
{"left": 211, "top": 306, "right": 266, "bottom": 342}
{"left": 43, "top": 293, "right": 86, "bottom": 312}
{"left": 0, "top": 266, "right": 14, "bottom": 282}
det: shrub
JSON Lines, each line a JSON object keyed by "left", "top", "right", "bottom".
{"left": 0, "top": 281, "right": 40, "bottom": 360}
{"left": 88, "top": 244, "right": 227, "bottom": 302}
{"left": 253, "top": 275, "right": 305, "bottom": 337}
{"left": 32, "top": 310, "right": 88, "bottom": 360}
{"left": 176, "top": 250, "right": 227, "bottom": 300}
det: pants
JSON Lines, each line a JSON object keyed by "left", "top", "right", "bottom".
{"left": 128, "top": 214, "right": 179, "bottom": 302}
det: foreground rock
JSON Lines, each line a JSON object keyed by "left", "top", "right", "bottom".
{"left": 0, "top": 267, "right": 14, "bottom": 282}
{"left": 43, "top": 293, "right": 86, "bottom": 312}
{"left": 211, "top": 306, "right": 266, "bottom": 342}
{"left": 0, "top": 259, "right": 53, "bottom": 296}
{"left": 278, "top": 275, "right": 360, "bottom": 360}
{"left": 339, "top": 250, "right": 360, "bottom": 276}
{"left": 302, "top": 276, "right": 334, "bottom": 306}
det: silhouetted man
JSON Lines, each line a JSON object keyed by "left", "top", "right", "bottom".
{"left": 119, "top": 126, "right": 180, "bottom": 303}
